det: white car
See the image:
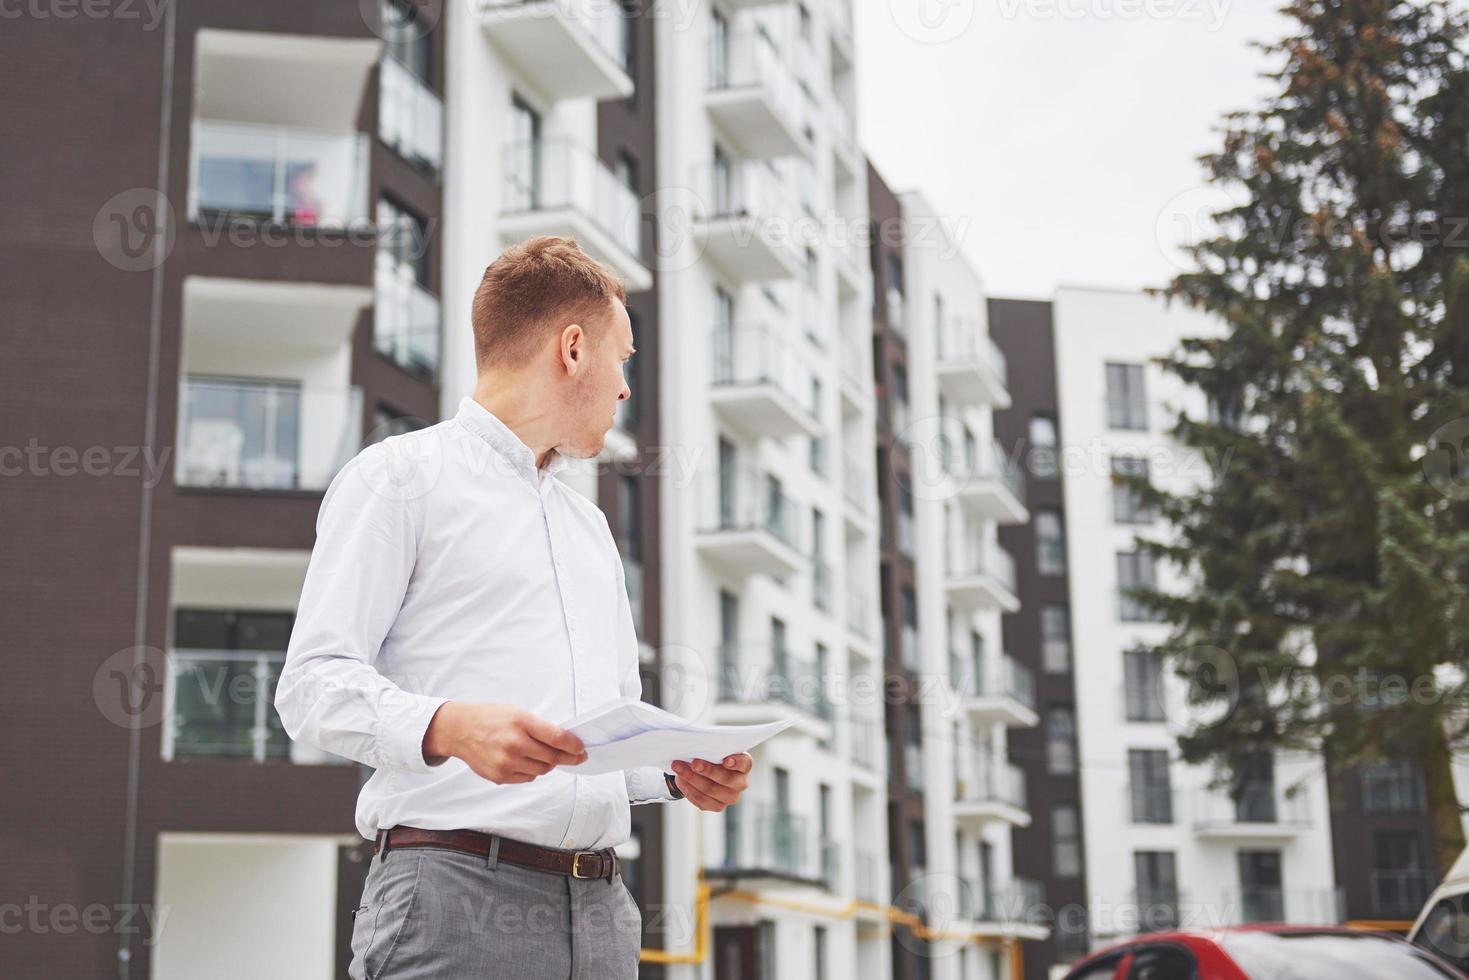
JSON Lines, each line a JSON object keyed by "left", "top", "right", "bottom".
{"left": 1411, "top": 849, "right": 1469, "bottom": 974}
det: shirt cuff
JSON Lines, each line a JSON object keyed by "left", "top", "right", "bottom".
{"left": 626, "top": 765, "right": 676, "bottom": 805}
{"left": 382, "top": 692, "right": 451, "bottom": 774}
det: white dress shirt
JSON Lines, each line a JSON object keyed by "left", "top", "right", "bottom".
{"left": 275, "top": 397, "right": 673, "bottom": 849}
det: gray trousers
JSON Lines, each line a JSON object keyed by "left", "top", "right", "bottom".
{"left": 349, "top": 845, "right": 643, "bottom": 979}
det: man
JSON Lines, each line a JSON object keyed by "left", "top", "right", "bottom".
{"left": 275, "top": 236, "right": 751, "bottom": 978}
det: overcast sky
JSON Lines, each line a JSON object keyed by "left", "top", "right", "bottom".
{"left": 856, "top": 1, "right": 1295, "bottom": 299}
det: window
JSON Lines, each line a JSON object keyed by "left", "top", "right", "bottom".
{"left": 167, "top": 610, "right": 295, "bottom": 762}
{"left": 375, "top": 197, "right": 438, "bottom": 378}
{"left": 506, "top": 94, "right": 543, "bottom": 209}
{"left": 614, "top": 150, "right": 639, "bottom": 196}
{"left": 813, "top": 924, "right": 827, "bottom": 980}
{"left": 897, "top": 484, "right": 915, "bottom": 559}
{"left": 1117, "top": 550, "right": 1159, "bottom": 622}
{"left": 1041, "top": 605, "right": 1071, "bottom": 673}
{"left": 1029, "top": 415, "right": 1059, "bottom": 479}
{"left": 383, "top": 0, "right": 431, "bottom": 82}
{"left": 717, "top": 437, "right": 737, "bottom": 527}
{"left": 1112, "top": 455, "right": 1156, "bottom": 524}
{"left": 1127, "top": 945, "right": 1199, "bottom": 979}
{"left": 1235, "top": 752, "right": 1278, "bottom": 822}
{"left": 886, "top": 254, "right": 906, "bottom": 333}
{"left": 1238, "top": 850, "right": 1283, "bottom": 923}
{"left": 1106, "top": 362, "right": 1148, "bottom": 431}
{"left": 617, "top": 474, "right": 641, "bottom": 561}
{"left": 899, "top": 587, "right": 919, "bottom": 671}
{"left": 1129, "top": 749, "right": 1173, "bottom": 824}
{"left": 1134, "top": 851, "right": 1179, "bottom": 931}
{"left": 1046, "top": 706, "right": 1076, "bottom": 775}
{"left": 811, "top": 508, "right": 830, "bottom": 611}
{"left": 892, "top": 365, "right": 911, "bottom": 436}
{"left": 1053, "top": 804, "right": 1081, "bottom": 878}
{"left": 1362, "top": 759, "right": 1427, "bottom": 814}
{"left": 771, "top": 617, "right": 788, "bottom": 677}
{"left": 378, "top": 0, "right": 441, "bottom": 170}
{"left": 369, "top": 404, "right": 425, "bottom": 444}
{"left": 1070, "top": 955, "right": 1124, "bottom": 979}
{"left": 1124, "top": 650, "right": 1166, "bottom": 721}
{"left": 719, "top": 590, "right": 739, "bottom": 694}
{"left": 1372, "top": 832, "right": 1432, "bottom": 918}
{"left": 1036, "top": 510, "right": 1066, "bottom": 575}
{"left": 617, "top": 0, "right": 636, "bottom": 77}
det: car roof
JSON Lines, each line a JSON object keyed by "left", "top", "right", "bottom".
{"left": 1079, "top": 925, "right": 1408, "bottom": 962}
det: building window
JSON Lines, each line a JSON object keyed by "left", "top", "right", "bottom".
{"left": 507, "top": 94, "right": 543, "bottom": 208}
{"left": 1362, "top": 760, "right": 1427, "bottom": 815}
{"left": 1117, "top": 550, "right": 1159, "bottom": 622}
{"left": 1112, "top": 455, "right": 1155, "bottom": 524}
{"left": 617, "top": 473, "right": 641, "bottom": 561}
{"left": 167, "top": 610, "right": 295, "bottom": 762}
{"left": 369, "top": 403, "right": 425, "bottom": 444}
{"left": 1123, "top": 649, "right": 1166, "bottom": 721}
{"left": 811, "top": 507, "right": 830, "bottom": 611}
{"left": 1106, "top": 362, "right": 1148, "bottom": 431}
{"left": 1053, "top": 804, "right": 1081, "bottom": 878}
{"left": 813, "top": 924, "right": 827, "bottom": 980}
{"left": 1134, "top": 851, "right": 1179, "bottom": 930}
{"left": 1041, "top": 605, "right": 1071, "bottom": 674}
{"left": 1372, "top": 832, "right": 1433, "bottom": 919}
{"left": 1046, "top": 706, "right": 1076, "bottom": 775}
{"left": 1236, "top": 751, "right": 1279, "bottom": 823}
{"left": 1239, "top": 850, "right": 1284, "bottom": 923}
{"left": 379, "top": 0, "right": 441, "bottom": 172}
{"left": 1128, "top": 749, "right": 1173, "bottom": 824}
{"left": 1029, "top": 415, "right": 1059, "bottom": 479}
{"left": 1036, "top": 510, "right": 1066, "bottom": 576}
{"left": 892, "top": 365, "right": 911, "bottom": 436}
{"left": 897, "top": 485, "right": 915, "bottom": 559}
{"left": 886, "top": 254, "right": 905, "bottom": 334}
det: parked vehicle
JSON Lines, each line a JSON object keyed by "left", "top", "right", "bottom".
{"left": 1062, "top": 925, "right": 1466, "bottom": 979}
{"left": 1411, "top": 850, "right": 1469, "bottom": 974}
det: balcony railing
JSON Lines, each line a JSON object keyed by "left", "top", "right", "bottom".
{"left": 478, "top": 0, "right": 631, "bottom": 87}
{"left": 707, "top": 28, "right": 805, "bottom": 150}
{"left": 712, "top": 323, "right": 815, "bottom": 415}
{"left": 378, "top": 56, "right": 443, "bottom": 172}
{"left": 718, "top": 647, "right": 832, "bottom": 720}
{"left": 176, "top": 377, "right": 362, "bottom": 492}
{"left": 854, "top": 847, "right": 880, "bottom": 902}
{"left": 1129, "top": 784, "right": 1176, "bottom": 825}
{"left": 846, "top": 583, "right": 871, "bottom": 637}
{"left": 721, "top": 804, "right": 811, "bottom": 879}
{"left": 850, "top": 716, "right": 879, "bottom": 770}
{"left": 957, "top": 758, "right": 1027, "bottom": 810}
{"left": 190, "top": 120, "right": 370, "bottom": 227}
{"left": 503, "top": 137, "right": 641, "bottom": 260}
{"left": 1192, "top": 787, "right": 1312, "bottom": 832}
{"left": 703, "top": 470, "right": 800, "bottom": 549}
{"left": 165, "top": 649, "right": 289, "bottom": 762}
{"left": 1370, "top": 869, "right": 1435, "bottom": 919}
{"left": 905, "top": 743, "right": 924, "bottom": 792}
{"left": 970, "top": 654, "right": 1036, "bottom": 709}
{"left": 948, "top": 539, "right": 1018, "bottom": 594}
{"left": 375, "top": 256, "right": 442, "bottom": 380}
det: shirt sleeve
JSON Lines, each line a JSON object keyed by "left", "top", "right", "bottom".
{"left": 613, "top": 532, "right": 677, "bottom": 806}
{"left": 274, "top": 444, "right": 448, "bottom": 774}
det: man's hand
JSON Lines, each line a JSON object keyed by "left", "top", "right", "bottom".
{"left": 670, "top": 753, "right": 753, "bottom": 811}
{"left": 423, "top": 702, "right": 587, "bottom": 784}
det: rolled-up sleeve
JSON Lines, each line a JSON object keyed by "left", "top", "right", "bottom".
{"left": 274, "top": 445, "right": 448, "bottom": 773}
{"left": 612, "top": 536, "right": 676, "bottom": 806}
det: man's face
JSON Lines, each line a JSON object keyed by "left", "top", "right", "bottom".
{"left": 562, "top": 300, "right": 634, "bottom": 459}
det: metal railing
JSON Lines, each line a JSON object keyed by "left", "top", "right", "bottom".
{"left": 1192, "top": 787, "right": 1311, "bottom": 829}
{"left": 190, "top": 119, "right": 370, "bottom": 226}
{"left": 694, "top": 156, "right": 796, "bottom": 226}
{"left": 708, "top": 27, "right": 804, "bottom": 136}
{"left": 502, "top": 137, "right": 641, "bottom": 260}
{"left": 176, "top": 377, "right": 362, "bottom": 492}
{"left": 969, "top": 654, "right": 1036, "bottom": 709}
{"left": 711, "top": 322, "right": 815, "bottom": 415}
{"left": 720, "top": 803, "right": 810, "bottom": 878}
{"left": 165, "top": 649, "right": 288, "bottom": 762}
{"left": 701, "top": 469, "right": 801, "bottom": 550}
{"left": 379, "top": 56, "right": 443, "bottom": 172}
{"left": 718, "top": 647, "right": 832, "bottom": 720}
{"left": 956, "top": 758, "right": 1027, "bottom": 810}
{"left": 1370, "top": 869, "right": 1435, "bottom": 919}
{"left": 947, "top": 537, "right": 1017, "bottom": 594}
{"left": 375, "top": 255, "right": 442, "bottom": 379}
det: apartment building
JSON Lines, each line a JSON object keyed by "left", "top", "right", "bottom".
{"left": 651, "top": 1, "right": 892, "bottom": 978}
{"left": 863, "top": 174, "right": 1045, "bottom": 980}
{"left": 988, "top": 299, "right": 1090, "bottom": 976}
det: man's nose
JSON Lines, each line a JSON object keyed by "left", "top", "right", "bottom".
{"left": 618, "top": 382, "right": 631, "bottom": 401}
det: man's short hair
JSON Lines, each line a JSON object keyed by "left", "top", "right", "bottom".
{"left": 471, "top": 236, "right": 628, "bottom": 370}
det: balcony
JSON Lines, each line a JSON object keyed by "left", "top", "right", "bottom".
{"left": 692, "top": 160, "right": 803, "bottom": 284}
{"left": 193, "top": 29, "right": 381, "bottom": 136}
{"left": 189, "top": 120, "right": 370, "bottom": 228}
{"left": 956, "top": 443, "right": 1029, "bottom": 526}
{"left": 716, "top": 647, "right": 833, "bottom": 736}
{"left": 834, "top": 228, "right": 867, "bottom": 301}
{"left": 501, "top": 138, "right": 652, "bottom": 292}
{"left": 375, "top": 255, "right": 441, "bottom": 381}
{"left": 1370, "top": 869, "right": 1436, "bottom": 920}
{"left": 828, "top": 0, "right": 854, "bottom": 71}
{"left": 176, "top": 377, "right": 362, "bottom": 492}
{"left": 850, "top": 716, "right": 880, "bottom": 772}
{"left": 709, "top": 324, "right": 820, "bottom": 439}
{"left": 829, "top": 99, "right": 860, "bottom": 184}
{"left": 968, "top": 878, "right": 1048, "bottom": 940}
{"left": 706, "top": 29, "right": 807, "bottom": 159}
{"left": 164, "top": 649, "right": 290, "bottom": 762}
{"left": 854, "top": 847, "right": 881, "bottom": 904}
{"left": 477, "top": 0, "right": 633, "bottom": 102}
{"left": 839, "top": 335, "right": 868, "bottom": 409}
{"left": 711, "top": 804, "right": 818, "bottom": 885}
{"left": 845, "top": 582, "right": 872, "bottom": 640}
{"left": 378, "top": 56, "right": 443, "bottom": 173}
{"left": 936, "top": 319, "right": 1011, "bottom": 409}
{"left": 955, "top": 759, "right": 1029, "bottom": 829}
{"left": 945, "top": 541, "right": 1020, "bottom": 614}
{"left": 695, "top": 470, "right": 805, "bottom": 578}
{"left": 962, "top": 655, "right": 1038, "bottom": 729}
{"left": 1191, "top": 788, "right": 1312, "bottom": 841}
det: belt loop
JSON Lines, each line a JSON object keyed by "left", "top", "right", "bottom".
{"left": 605, "top": 850, "right": 616, "bottom": 883}
{"left": 378, "top": 828, "right": 391, "bottom": 860}
{"left": 486, "top": 834, "right": 502, "bottom": 871}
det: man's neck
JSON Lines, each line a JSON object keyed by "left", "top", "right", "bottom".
{"left": 472, "top": 382, "right": 560, "bottom": 471}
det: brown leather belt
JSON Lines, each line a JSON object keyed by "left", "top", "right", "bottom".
{"left": 375, "top": 826, "right": 620, "bottom": 882}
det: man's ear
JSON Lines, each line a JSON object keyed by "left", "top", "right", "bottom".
{"left": 559, "top": 323, "right": 584, "bottom": 374}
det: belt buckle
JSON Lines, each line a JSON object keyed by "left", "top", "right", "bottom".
{"left": 570, "top": 850, "right": 600, "bottom": 879}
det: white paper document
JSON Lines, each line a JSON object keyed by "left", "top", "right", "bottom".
{"left": 558, "top": 697, "right": 795, "bottom": 776}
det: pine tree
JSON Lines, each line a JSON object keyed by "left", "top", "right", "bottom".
{"left": 1135, "top": 0, "right": 1469, "bottom": 877}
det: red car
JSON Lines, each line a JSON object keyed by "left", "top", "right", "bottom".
{"left": 1061, "top": 925, "right": 1468, "bottom": 979}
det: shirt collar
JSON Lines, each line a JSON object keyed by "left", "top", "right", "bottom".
{"left": 454, "top": 397, "right": 569, "bottom": 489}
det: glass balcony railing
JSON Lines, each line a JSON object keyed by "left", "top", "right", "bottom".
{"left": 972, "top": 654, "right": 1035, "bottom": 708}
{"left": 936, "top": 317, "right": 1008, "bottom": 385}
{"left": 166, "top": 649, "right": 289, "bottom": 762}
{"left": 379, "top": 56, "right": 443, "bottom": 173}
{"left": 718, "top": 646, "right": 832, "bottom": 720}
{"left": 697, "top": 157, "right": 797, "bottom": 227}
{"left": 948, "top": 538, "right": 1017, "bottom": 593}
{"left": 708, "top": 28, "right": 804, "bottom": 135}
{"left": 957, "top": 758, "right": 1027, "bottom": 810}
{"left": 720, "top": 803, "right": 810, "bottom": 878}
{"left": 176, "top": 377, "right": 362, "bottom": 492}
{"left": 704, "top": 469, "right": 800, "bottom": 550}
{"left": 712, "top": 323, "right": 815, "bottom": 413}
{"left": 478, "top": 0, "right": 630, "bottom": 73}
{"left": 190, "top": 120, "right": 370, "bottom": 227}
{"left": 502, "top": 137, "right": 642, "bottom": 260}
{"left": 375, "top": 256, "right": 442, "bottom": 380}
